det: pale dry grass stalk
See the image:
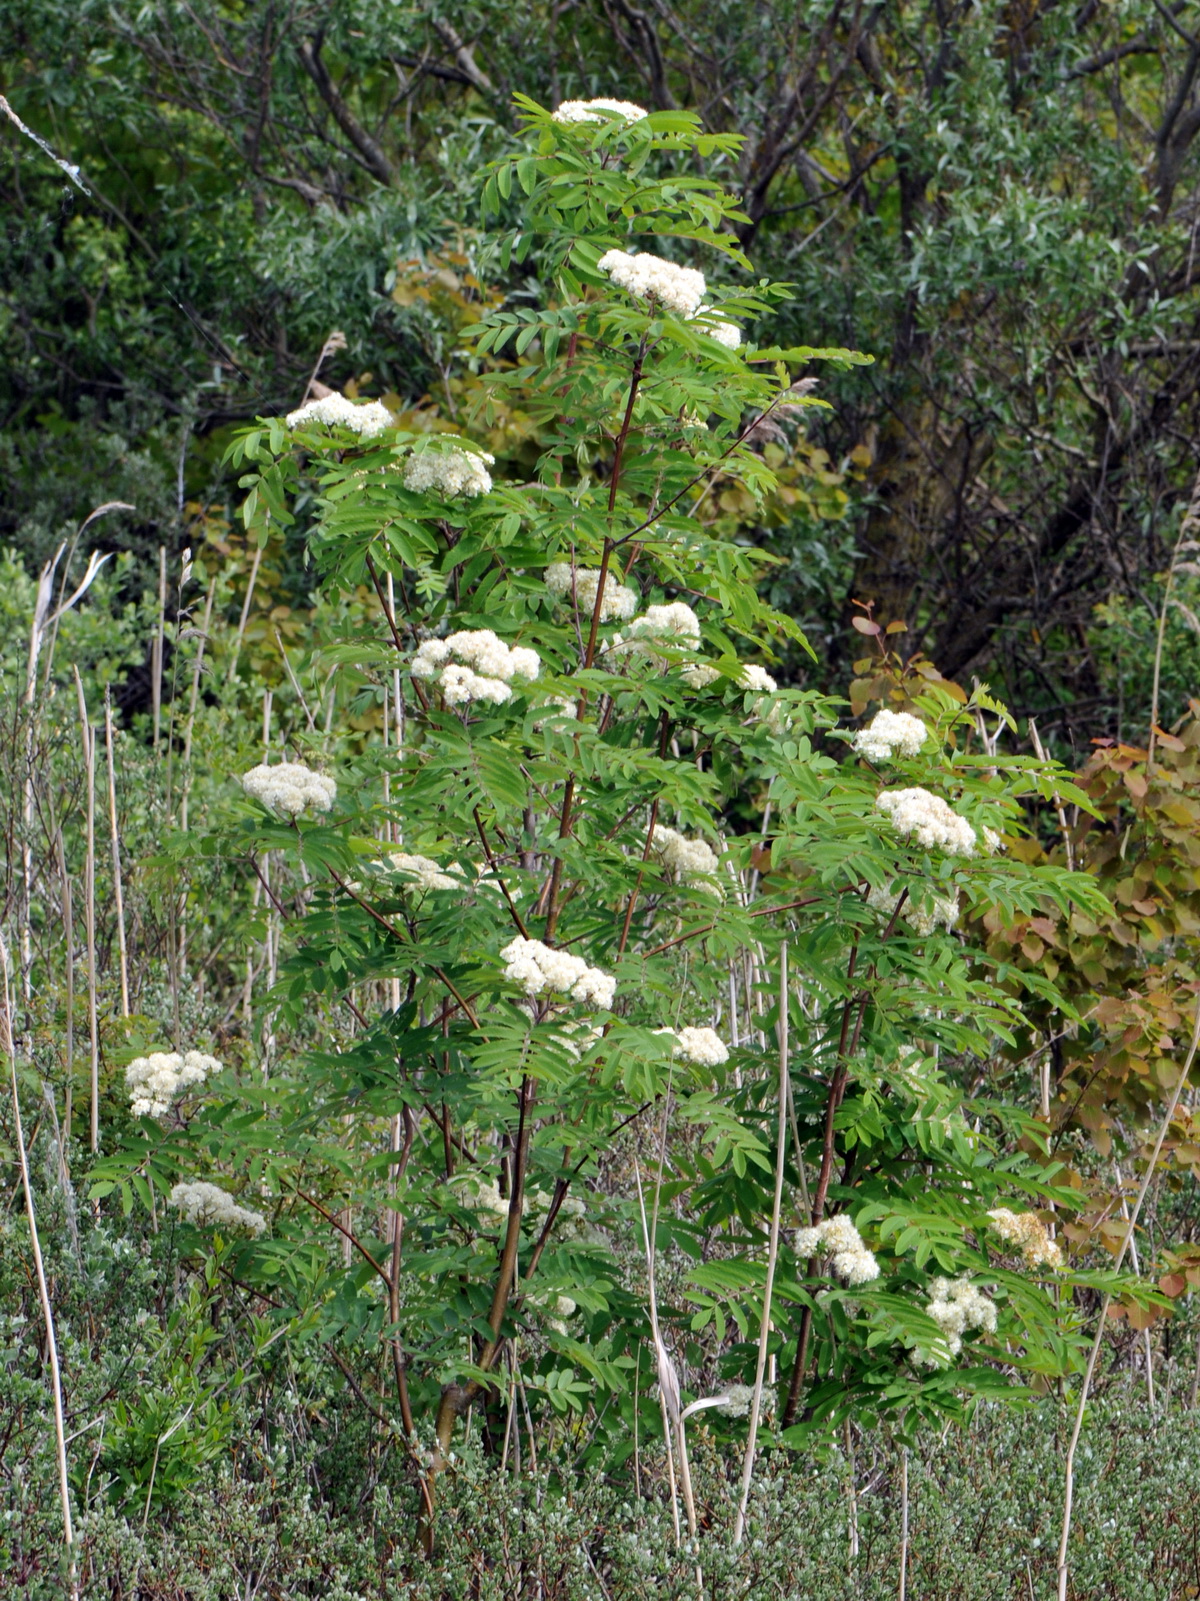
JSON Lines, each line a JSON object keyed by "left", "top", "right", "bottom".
{"left": 1148, "top": 463, "right": 1200, "bottom": 775}
{"left": 179, "top": 576, "right": 216, "bottom": 839}
{"left": 1056, "top": 996, "right": 1200, "bottom": 1601}
{"left": 845, "top": 1418, "right": 860, "bottom": 1566}
{"left": 72, "top": 668, "right": 99, "bottom": 1153}
{"left": 152, "top": 544, "right": 166, "bottom": 749}
{"left": 103, "top": 695, "right": 130, "bottom": 1017}
{"left": 226, "top": 543, "right": 263, "bottom": 685}
{"left": 1114, "top": 1161, "right": 1156, "bottom": 1410}
{"left": 1029, "top": 717, "right": 1074, "bottom": 873}
{"left": 633, "top": 1158, "right": 683, "bottom": 1546}
{"left": 21, "top": 533, "right": 112, "bottom": 996}
{"left": 733, "top": 943, "right": 789, "bottom": 1545}
{"left": 1, "top": 932, "right": 77, "bottom": 1596}
{"left": 54, "top": 830, "right": 74, "bottom": 1137}
{"left": 898, "top": 1444, "right": 909, "bottom": 1601}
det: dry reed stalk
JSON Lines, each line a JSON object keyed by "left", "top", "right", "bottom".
{"left": 388, "top": 573, "right": 404, "bottom": 845}
{"left": 72, "top": 669, "right": 99, "bottom": 1153}
{"left": 1148, "top": 465, "right": 1200, "bottom": 774}
{"left": 1029, "top": 718, "right": 1074, "bottom": 872}
{"left": 226, "top": 543, "right": 263, "bottom": 685}
{"left": 1113, "top": 1162, "right": 1156, "bottom": 1410}
{"left": 103, "top": 695, "right": 130, "bottom": 1016}
{"left": 177, "top": 577, "right": 216, "bottom": 970}
{"left": 186, "top": 575, "right": 216, "bottom": 745}
{"left": 898, "top": 1444, "right": 909, "bottom": 1601}
{"left": 1056, "top": 997, "right": 1200, "bottom": 1601}
{"left": 633, "top": 1159, "right": 683, "bottom": 1546}
{"left": 1, "top": 932, "right": 77, "bottom": 1596}
{"left": 152, "top": 544, "right": 166, "bottom": 749}
{"left": 733, "top": 943, "right": 789, "bottom": 1545}
{"left": 845, "top": 1418, "right": 860, "bottom": 1565}
{"left": 54, "top": 830, "right": 74, "bottom": 1137}
{"left": 274, "top": 628, "right": 317, "bottom": 731}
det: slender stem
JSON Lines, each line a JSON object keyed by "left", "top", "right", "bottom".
{"left": 387, "top": 1106, "right": 418, "bottom": 1441}
{"left": 152, "top": 544, "right": 166, "bottom": 749}
{"left": 2, "top": 937, "right": 76, "bottom": 1592}
{"left": 225, "top": 542, "right": 262, "bottom": 685}
{"left": 104, "top": 696, "right": 130, "bottom": 1016}
{"left": 1056, "top": 995, "right": 1200, "bottom": 1601}
{"left": 898, "top": 1445, "right": 909, "bottom": 1601}
{"left": 543, "top": 338, "right": 647, "bottom": 941}
{"left": 472, "top": 806, "right": 529, "bottom": 938}
{"left": 734, "top": 944, "right": 790, "bottom": 1544}
{"left": 72, "top": 669, "right": 99, "bottom": 1153}
{"left": 1148, "top": 466, "right": 1200, "bottom": 773}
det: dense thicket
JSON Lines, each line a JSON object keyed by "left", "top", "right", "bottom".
{"left": 9, "top": 1, "right": 1200, "bottom": 737}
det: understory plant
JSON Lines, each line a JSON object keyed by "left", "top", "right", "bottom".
{"left": 93, "top": 96, "right": 1158, "bottom": 1545}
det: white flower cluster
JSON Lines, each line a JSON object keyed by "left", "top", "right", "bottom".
{"left": 552, "top": 97, "right": 647, "bottom": 124}
{"left": 853, "top": 709, "right": 929, "bottom": 762}
{"left": 682, "top": 659, "right": 778, "bottom": 693}
{"left": 716, "top": 1383, "right": 775, "bottom": 1419}
{"left": 694, "top": 305, "right": 742, "bottom": 349}
{"left": 650, "top": 825, "right": 721, "bottom": 889}
{"left": 866, "top": 882, "right": 959, "bottom": 937}
{"left": 403, "top": 444, "right": 494, "bottom": 499}
{"left": 381, "top": 851, "right": 464, "bottom": 892}
{"left": 875, "top": 787, "right": 979, "bottom": 857}
{"left": 453, "top": 1174, "right": 514, "bottom": 1227}
{"left": 597, "top": 249, "right": 745, "bottom": 344}
{"left": 500, "top": 936, "right": 616, "bottom": 1009}
{"left": 412, "top": 630, "right": 540, "bottom": 705}
{"left": 629, "top": 601, "right": 700, "bottom": 642}
{"left": 529, "top": 1187, "right": 592, "bottom": 1239}
{"left": 611, "top": 601, "right": 703, "bottom": 673}
{"left": 740, "top": 664, "right": 778, "bottom": 694}
{"left": 169, "top": 1180, "right": 267, "bottom": 1237}
{"left": 544, "top": 562, "right": 639, "bottom": 622}
{"left": 532, "top": 692, "right": 578, "bottom": 730}
{"left": 660, "top": 1026, "right": 729, "bottom": 1067}
{"left": 126, "top": 1050, "right": 220, "bottom": 1119}
{"left": 529, "top": 1291, "right": 578, "bottom": 1335}
{"left": 987, "top": 1207, "right": 1064, "bottom": 1270}
{"left": 795, "top": 1213, "right": 880, "bottom": 1286}
{"left": 241, "top": 761, "right": 337, "bottom": 817}
{"left": 923, "top": 1277, "right": 997, "bottom": 1359}
{"left": 284, "top": 393, "right": 392, "bottom": 439}
{"left": 598, "top": 248, "right": 707, "bottom": 318}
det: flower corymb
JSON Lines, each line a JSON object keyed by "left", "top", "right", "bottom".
{"left": 874, "top": 787, "right": 978, "bottom": 857}
{"left": 241, "top": 761, "right": 337, "bottom": 817}
{"left": 795, "top": 1213, "right": 881, "bottom": 1286}
{"left": 853, "top": 708, "right": 929, "bottom": 762}
{"left": 544, "top": 562, "right": 639, "bottom": 622}
{"left": 412, "top": 630, "right": 540, "bottom": 705}
{"left": 284, "top": 393, "right": 392, "bottom": 439}
{"left": 403, "top": 443, "right": 494, "bottom": 499}
{"left": 500, "top": 936, "right": 616, "bottom": 1009}
{"left": 987, "top": 1207, "right": 1064, "bottom": 1270}
{"left": 552, "top": 98, "right": 647, "bottom": 124}
{"left": 126, "top": 1050, "right": 221, "bottom": 1119}
{"left": 598, "top": 248, "right": 707, "bottom": 318}
{"left": 170, "top": 1180, "right": 267, "bottom": 1236}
